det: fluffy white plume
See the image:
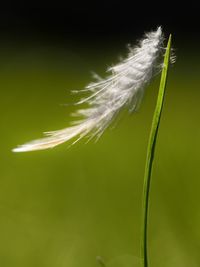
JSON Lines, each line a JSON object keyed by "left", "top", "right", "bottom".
{"left": 13, "top": 26, "right": 164, "bottom": 152}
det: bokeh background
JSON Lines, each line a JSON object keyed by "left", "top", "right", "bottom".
{"left": 0, "top": 6, "right": 200, "bottom": 267}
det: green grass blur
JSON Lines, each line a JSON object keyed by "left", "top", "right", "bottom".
{"left": 0, "top": 39, "right": 200, "bottom": 267}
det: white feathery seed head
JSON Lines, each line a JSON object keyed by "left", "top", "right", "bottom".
{"left": 13, "top": 26, "right": 167, "bottom": 152}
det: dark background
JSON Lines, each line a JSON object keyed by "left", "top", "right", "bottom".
{"left": 0, "top": 6, "right": 198, "bottom": 43}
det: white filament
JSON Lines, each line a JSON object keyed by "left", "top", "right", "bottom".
{"left": 13, "top": 26, "right": 164, "bottom": 152}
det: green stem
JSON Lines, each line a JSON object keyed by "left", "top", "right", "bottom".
{"left": 141, "top": 35, "right": 172, "bottom": 267}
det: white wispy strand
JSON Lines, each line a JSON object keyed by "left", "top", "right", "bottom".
{"left": 13, "top": 26, "right": 165, "bottom": 152}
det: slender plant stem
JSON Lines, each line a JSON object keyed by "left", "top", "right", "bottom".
{"left": 141, "top": 35, "right": 172, "bottom": 267}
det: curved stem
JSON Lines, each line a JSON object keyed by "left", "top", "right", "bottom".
{"left": 141, "top": 35, "right": 172, "bottom": 267}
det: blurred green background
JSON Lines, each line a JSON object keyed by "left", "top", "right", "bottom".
{"left": 0, "top": 7, "right": 200, "bottom": 267}
{"left": 1, "top": 38, "right": 200, "bottom": 267}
